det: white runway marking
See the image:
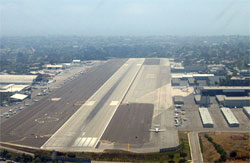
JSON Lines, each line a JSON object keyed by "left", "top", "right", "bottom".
{"left": 78, "top": 137, "right": 87, "bottom": 146}
{"left": 110, "top": 101, "right": 119, "bottom": 106}
{"left": 88, "top": 137, "right": 97, "bottom": 147}
{"left": 137, "top": 64, "right": 142, "bottom": 66}
{"left": 85, "top": 101, "right": 95, "bottom": 106}
{"left": 83, "top": 137, "right": 92, "bottom": 147}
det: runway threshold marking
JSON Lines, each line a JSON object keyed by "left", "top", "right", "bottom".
{"left": 73, "top": 137, "right": 98, "bottom": 147}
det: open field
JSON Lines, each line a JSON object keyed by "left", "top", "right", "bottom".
{"left": 0, "top": 59, "right": 126, "bottom": 147}
{"left": 199, "top": 132, "right": 250, "bottom": 162}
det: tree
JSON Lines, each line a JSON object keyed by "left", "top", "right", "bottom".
{"left": 230, "top": 151, "right": 237, "bottom": 158}
{"left": 168, "top": 154, "right": 174, "bottom": 160}
{"left": 180, "top": 152, "right": 187, "bottom": 158}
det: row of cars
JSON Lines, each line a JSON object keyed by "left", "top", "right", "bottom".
{"left": 174, "top": 106, "right": 186, "bottom": 127}
{"left": 0, "top": 106, "right": 24, "bottom": 119}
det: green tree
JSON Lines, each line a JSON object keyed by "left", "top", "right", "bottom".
{"left": 230, "top": 151, "right": 237, "bottom": 158}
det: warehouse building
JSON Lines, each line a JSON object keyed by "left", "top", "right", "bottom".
{"left": 194, "top": 95, "right": 201, "bottom": 104}
{"left": 200, "top": 86, "right": 250, "bottom": 96}
{"left": 220, "top": 107, "right": 240, "bottom": 127}
{"left": 44, "top": 64, "right": 64, "bottom": 70}
{"left": 188, "top": 78, "right": 195, "bottom": 86}
{"left": 216, "top": 95, "right": 225, "bottom": 105}
{"left": 172, "top": 73, "right": 214, "bottom": 80}
{"left": 223, "top": 96, "right": 250, "bottom": 108}
{"left": 171, "top": 78, "right": 181, "bottom": 86}
{"left": 199, "top": 107, "right": 214, "bottom": 128}
{"left": 243, "top": 106, "right": 250, "bottom": 119}
{"left": 229, "top": 77, "right": 250, "bottom": 86}
{"left": 173, "top": 96, "right": 184, "bottom": 105}
{"left": 10, "top": 93, "right": 28, "bottom": 102}
{"left": 0, "top": 75, "right": 37, "bottom": 85}
{"left": 216, "top": 95, "right": 250, "bottom": 108}
{"left": 0, "top": 84, "right": 31, "bottom": 105}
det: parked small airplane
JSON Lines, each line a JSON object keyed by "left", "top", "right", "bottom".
{"left": 149, "top": 125, "right": 165, "bottom": 133}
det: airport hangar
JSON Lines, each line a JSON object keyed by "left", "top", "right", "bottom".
{"left": 0, "top": 58, "right": 179, "bottom": 153}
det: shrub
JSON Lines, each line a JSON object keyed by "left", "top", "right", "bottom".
{"left": 180, "top": 152, "right": 187, "bottom": 158}
{"left": 230, "top": 151, "right": 237, "bottom": 158}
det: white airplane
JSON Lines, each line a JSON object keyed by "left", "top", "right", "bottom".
{"left": 149, "top": 125, "right": 165, "bottom": 133}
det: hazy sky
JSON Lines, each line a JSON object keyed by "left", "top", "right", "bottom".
{"left": 0, "top": 0, "right": 249, "bottom": 36}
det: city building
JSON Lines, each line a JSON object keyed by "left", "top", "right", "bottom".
{"left": 199, "top": 107, "right": 214, "bottom": 128}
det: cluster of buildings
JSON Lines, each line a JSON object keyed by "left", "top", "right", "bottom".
{"left": 170, "top": 60, "right": 250, "bottom": 129}
{"left": 0, "top": 75, "right": 36, "bottom": 105}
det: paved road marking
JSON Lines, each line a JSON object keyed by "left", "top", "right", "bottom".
{"left": 73, "top": 137, "right": 81, "bottom": 147}
{"left": 110, "top": 101, "right": 119, "bottom": 106}
{"left": 83, "top": 137, "right": 92, "bottom": 147}
{"left": 51, "top": 98, "right": 61, "bottom": 101}
{"left": 85, "top": 101, "right": 95, "bottom": 106}
{"left": 78, "top": 137, "right": 87, "bottom": 146}
{"left": 88, "top": 137, "right": 97, "bottom": 147}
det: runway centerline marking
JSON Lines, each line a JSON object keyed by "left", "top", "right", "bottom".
{"left": 85, "top": 101, "right": 95, "bottom": 106}
{"left": 110, "top": 101, "right": 119, "bottom": 106}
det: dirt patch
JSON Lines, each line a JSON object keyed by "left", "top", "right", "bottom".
{"left": 101, "top": 103, "right": 154, "bottom": 146}
{"left": 199, "top": 132, "right": 250, "bottom": 162}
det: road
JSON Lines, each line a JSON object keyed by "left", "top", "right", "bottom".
{"left": 41, "top": 58, "right": 145, "bottom": 150}
{"left": 188, "top": 132, "right": 203, "bottom": 163}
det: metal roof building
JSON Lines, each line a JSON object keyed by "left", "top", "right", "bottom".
{"left": 201, "top": 86, "right": 250, "bottom": 96}
{"left": 223, "top": 96, "right": 250, "bottom": 108}
{"left": 243, "top": 106, "right": 250, "bottom": 119}
{"left": 220, "top": 107, "right": 240, "bottom": 127}
{"left": 194, "top": 95, "right": 201, "bottom": 104}
{"left": 10, "top": 93, "right": 28, "bottom": 101}
{"left": 44, "top": 64, "right": 63, "bottom": 69}
{"left": 173, "top": 96, "right": 184, "bottom": 105}
{"left": 199, "top": 107, "right": 214, "bottom": 128}
{"left": 0, "top": 75, "right": 37, "bottom": 85}
{"left": 0, "top": 84, "right": 30, "bottom": 93}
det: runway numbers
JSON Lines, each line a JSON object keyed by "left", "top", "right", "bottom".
{"left": 110, "top": 101, "right": 119, "bottom": 106}
{"left": 73, "top": 137, "right": 98, "bottom": 147}
{"left": 85, "top": 101, "right": 95, "bottom": 106}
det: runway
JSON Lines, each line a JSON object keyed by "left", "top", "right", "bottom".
{"left": 41, "top": 58, "right": 145, "bottom": 150}
{"left": 0, "top": 59, "right": 126, "bottom": 147}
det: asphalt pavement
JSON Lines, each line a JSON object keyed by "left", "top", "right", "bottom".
{"left": 41, "top": 58, "right": 145, "bottom": 151}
